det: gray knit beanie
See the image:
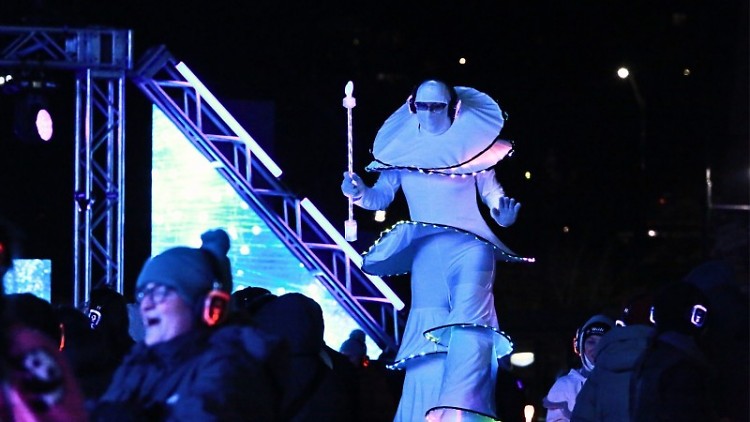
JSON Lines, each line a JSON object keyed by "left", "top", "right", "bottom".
{"left": 135, "top": 229, "right": 232, "bottom": 313}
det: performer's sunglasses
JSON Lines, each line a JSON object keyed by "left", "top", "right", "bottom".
{"left": 414, "top": 102, "right": 448, "bottom": 112}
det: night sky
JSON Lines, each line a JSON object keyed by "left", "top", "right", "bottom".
{"left": 1, "top": 0, "right": 748, "bottom": 408}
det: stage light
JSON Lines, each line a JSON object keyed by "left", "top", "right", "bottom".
{"left": 510, "top": 351, "right": 535, "bottom": 367}
{"left": 13, "top": 91, "right": 55, "bottom": 143}
{"left": 3, "top": 72, "right": 58, "bottom": 144}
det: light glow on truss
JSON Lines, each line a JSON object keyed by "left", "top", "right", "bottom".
{"left": 174, "top": 62, "right": 283, "bottom": 178}
{"left": 300, "top": 198, "right": 405, "bottom": 310}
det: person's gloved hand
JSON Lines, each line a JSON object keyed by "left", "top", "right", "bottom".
{"left": 491, "top": 196, "right": 521, "bottom": 227}
{"left": 341, "top": 172, "right": 365, "bottom": 199}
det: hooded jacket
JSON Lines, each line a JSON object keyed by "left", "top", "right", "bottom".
{"left": 571, "top": 324, "right": 655, "bottom": 422}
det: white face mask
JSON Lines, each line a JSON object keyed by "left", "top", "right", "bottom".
{"left": 414, "top": 81, "right": 452, "bottom": 135}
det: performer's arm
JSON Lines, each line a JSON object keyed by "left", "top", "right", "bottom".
{"left": 341, "top": 171, "right": 399, "bottom": 210}
{"left": 476, "top": 169, "right": 505, "bottom": 207}
{"left": 477, "top": 170, "right": 521, "bottom": 227}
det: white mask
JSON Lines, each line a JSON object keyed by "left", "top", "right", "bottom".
{"left": 414, "top": 80, "right": 452, "bottom": 135}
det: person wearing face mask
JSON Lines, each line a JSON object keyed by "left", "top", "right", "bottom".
{"left": 543, "top": 315, "right": 615, "bottom": 422}
{"left": 92, "top": 229, "right": 282, "bottom": 422}
{"left": 341, "top": 79, "right": 534, "bottom": 422}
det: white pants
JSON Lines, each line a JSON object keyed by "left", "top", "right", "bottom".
{"left": 394, "top": 232, "right": 500, "bottom": 422}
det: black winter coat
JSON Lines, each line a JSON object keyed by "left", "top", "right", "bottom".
{"left": 92, "top": 325, "right": 281, "bottom": 421}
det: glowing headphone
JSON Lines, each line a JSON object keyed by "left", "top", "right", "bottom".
{"left": 199, "top": 250, "right": 231, "bottom": 327}
{"left": 573, "top": 320, "right": 612, "bottom": 356}
{"left": 649, "top": 303, "right": 707, "bottom": 328}
{"left": 88, "top": 305, "right": 103, "bottom": 329}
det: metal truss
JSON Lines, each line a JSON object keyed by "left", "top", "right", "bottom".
{"left": 0, "top": 26, "right": 132, "bottom": 306}
{"left": 130, "top": 45, "right": 404, "bottom": 351}
{"left": 0, "top": 26, "right": 405, "bottom": 350}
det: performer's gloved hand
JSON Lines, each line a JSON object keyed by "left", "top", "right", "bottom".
{"left": 491, "top": 196, "right": 521, "bottom": 227}
{"left": 341, "top": 172, "right": 365, "bottom": 200}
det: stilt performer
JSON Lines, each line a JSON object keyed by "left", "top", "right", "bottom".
{"left": 343, "top": 81, "right": 358, "bottom": 242}
{"left": 341, "top": 79, "right": 534, "bottom": 421}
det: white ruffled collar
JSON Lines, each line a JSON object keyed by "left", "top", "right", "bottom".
{"left": 365, "top": 86, "right": 512, "bottom": 174}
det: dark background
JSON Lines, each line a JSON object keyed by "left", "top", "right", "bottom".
{"left": 1, "top": 0, "right": 748, "bottom": 411}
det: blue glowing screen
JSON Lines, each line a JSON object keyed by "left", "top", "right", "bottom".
{"left": 151, "top": 106, "right": 379, "bottom": 357}
{"left": 5, "top": 259, "right": 52, "bottom": 301}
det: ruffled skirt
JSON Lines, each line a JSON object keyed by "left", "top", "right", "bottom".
{"left": 361, "top": 220, "right": 534, "bottom": 277}
{"left": 366, "top": 224, "right": 519, "bottom": 421}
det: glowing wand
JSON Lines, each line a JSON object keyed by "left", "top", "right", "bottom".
{"left": 343, "top": 81, "right": 357, "bottom": 242}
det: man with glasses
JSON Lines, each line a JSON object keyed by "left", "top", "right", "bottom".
{"left": 92, "top": 229, "right": 281, "bottom": 421}
{"left": 342, "top": 80, "right": 534, "bottom": 421}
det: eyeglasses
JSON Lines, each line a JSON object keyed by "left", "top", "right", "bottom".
{"left": 414, "top": 102, "right": 448, "bottom": 112}
{"left": 136, "top": 284, "right": 174, "bottom": 304}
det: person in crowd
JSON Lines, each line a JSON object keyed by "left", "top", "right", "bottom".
{"left": 86, "top": 286, "right": 135, "bottom": 362}
{"left": 341, "top": 78, "right": 534, "bottom": 421}
{"left": 232, "top": 286, "right": 358, "bottom": 421}
{"left": 339, "top": 329, "right": 401, "bottom": 422}
{"left": 0, "top": 217, "right": 88, "bottom": 421}
{"left": 5, "top": 292, "right": 64, "bottom": 346}
{"left": 543, "top": 314, "right": 614, "bottom": 422}
{"left": 570, "top": 292, "right": 655, "bottom": 422}
{"left": 339, "top": 329, "right": 368, "bottom": 367}
{"left": 682, "top": 260, "right": 748, "bottom": 422}
{"left": 630, "top": 280, "right": 717, "bottom": 421}
{"left": 92, "top": 229, "right": 281, "bottom": 421}
{"left": 56, "top": 303, "right": 115, "bottom": 410}
{"left": 60, "top": 286, "right": 137, "bottom": 405}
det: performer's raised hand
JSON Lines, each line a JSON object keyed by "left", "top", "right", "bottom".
{"left": 491, "top": 196, "right": 521, "bottom": 227}
{"left": 341, "top": 171, "right": 365, "bottom": 199}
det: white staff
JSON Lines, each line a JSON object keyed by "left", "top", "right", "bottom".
{"left": 343, "top": 81, "right": 357, "bottom": 242}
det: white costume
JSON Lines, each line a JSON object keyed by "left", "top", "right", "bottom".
{"left": 350, "top": 83, "right": 534, "bottom": 421}
{"left": 543, "top": 368, "right": 588, "bottom": 422}
{"left": 542, "top": 314, "right": 614, "bottom": 422}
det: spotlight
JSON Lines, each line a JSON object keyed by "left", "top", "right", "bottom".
{"left": 13, "top": 92, "right": 54, "bottom": 143}
{"left": 510, "top": 351, "right": 535, "bottom": 367}
{"left": 2, "top": 71, "right": 58, "bottom": 144}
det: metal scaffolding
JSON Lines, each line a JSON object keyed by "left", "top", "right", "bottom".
{"left": 0, "top": 26, "right": 132, "bottom": 306}
{"left": 1, "top": 26, "right": 404, "bottom": 351}
{"left": 129, "top": 45, "right": 404, "bottom": 351}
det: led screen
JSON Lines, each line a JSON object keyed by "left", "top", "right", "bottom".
{"left": 5, "top": 259, "right": 52, "bottom": 301}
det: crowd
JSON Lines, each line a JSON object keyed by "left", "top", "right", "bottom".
{"left": 542, "top": 260, "right": 749, "bottom": 422}
{"left": 0, "top": 225, "right": 747, "bottom": 422}
{"left": 0, "top": 223, "right": 402, "bottom": 421}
